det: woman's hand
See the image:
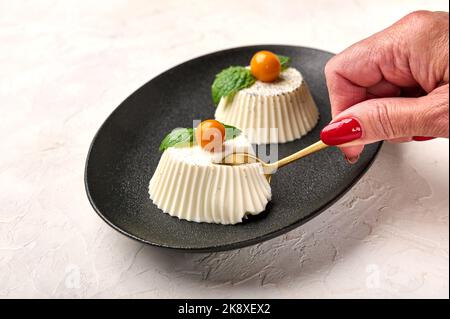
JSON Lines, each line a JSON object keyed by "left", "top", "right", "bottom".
{"left": 321, "top": 10, "right": 449, "bottom": 163}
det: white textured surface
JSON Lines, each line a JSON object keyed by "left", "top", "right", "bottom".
{"left": 0, "top": 0, "right": 448, "bottom": 298}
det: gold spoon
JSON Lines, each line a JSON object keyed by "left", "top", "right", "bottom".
{"left": 221, "top": 140, "right": 329, "bottom": 183}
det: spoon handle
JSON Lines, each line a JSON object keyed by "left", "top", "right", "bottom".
{"left": 266, "top": 140, "right": 329, "bottom": 173}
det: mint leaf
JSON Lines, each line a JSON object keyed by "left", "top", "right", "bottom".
{"left": 159, "top": 123, "right": 242, "bottom": 152}
{"left": 159, "top": 128, "right": 194, "bottom": 151}
{"left": 211, "top": 66, "right": 255, "bottom": 106}
{"left": 222, "top": 123, "right": 242, "bottom": 140}
{"left": 277, "top": 54, "right": 291, "bottom": 71}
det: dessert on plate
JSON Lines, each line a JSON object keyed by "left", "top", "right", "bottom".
{"left": 213, "top": 50, "right": 319, "bottom": 144}
{"left": 149, "top": 120, "right": 271, "bottom": 225}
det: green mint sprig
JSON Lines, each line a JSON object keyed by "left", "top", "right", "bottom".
{"left": 159, "top": 123, "right": 241, "bottom": 151}
{"left": 277, "top": 54, "right": 291, "bottom": 71}
{"left": 223, "top": 123, "right": 241, "bottom": 140}
{"left": 211, "top": 66, "right": 255, "bottom": 106}
{"left": 159, "top": 128, "right": 194, "bottom": 151}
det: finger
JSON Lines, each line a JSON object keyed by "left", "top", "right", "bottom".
{"left": 387, "top": 137, "right": 413, "bottom": 143}
{"left": 325, "top": 66, "right": 367, "bottom": 118}
{"left": 345, "top": 154, "right": 360, "bottom": 165}
{"left": 339, "top": 145, "right": 364, "bottom": 163}
{"left": 320, "top": 85, "right": 449, "bottom": 146}
{"left": 367, "top": 79, "right": 402, "bottom": 98}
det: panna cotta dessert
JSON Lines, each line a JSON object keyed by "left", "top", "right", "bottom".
{"left": 213, "top": 51, "right": 319, "bottom": 144}
{"left": 149, "top": 120, "right": 271, "bottom": 225}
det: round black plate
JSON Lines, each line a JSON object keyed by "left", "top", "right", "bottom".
{"left": 85, "top": 45, "right": 382, "bottom": 252}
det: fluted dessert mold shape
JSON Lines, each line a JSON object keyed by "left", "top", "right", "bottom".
{"left": 149, "top": 136, "right": 271, "bottom": 225}
{"left": 215, "top": 68, "right": 319, "bottom": 144}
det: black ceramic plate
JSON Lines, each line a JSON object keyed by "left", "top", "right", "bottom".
{"left": 85, "top": 45, "right": 382, "bottom": 252}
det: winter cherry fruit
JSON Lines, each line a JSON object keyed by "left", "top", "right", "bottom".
{"left": 195, "top": 120, "right": 226, "bottom": 152}
{"left": 250, "top": 50, "right": 281, "bottom": 82}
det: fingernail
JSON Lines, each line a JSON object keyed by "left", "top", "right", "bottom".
{"left": 412, "top": 136, "right": 436, "bottom": 141}
{"left": 345, "top": 155, "right": 360, "bottom": 164}
{"left": 320, "top": 118, "right": 362, "bottom": 146}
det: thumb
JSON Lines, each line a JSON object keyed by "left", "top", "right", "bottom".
{"left": 320, "top": 86, "right": 449, "bottom": 148}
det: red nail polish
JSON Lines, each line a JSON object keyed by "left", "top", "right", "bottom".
{"left": 412, "top": 136, "right": 436, "bottom": 141}
{"left": 320, "top": 118, "right": 362, "bottom": 146}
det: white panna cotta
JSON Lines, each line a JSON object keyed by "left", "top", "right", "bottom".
{"left": 149, "top": 135, "right": 271, "bottom": 225}
{"left": 215, "top": 67, "right": 319, "bottom": 144}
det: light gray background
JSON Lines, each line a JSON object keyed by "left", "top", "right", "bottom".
{"left": 0, "top": 0, "right": 448, "bottom": 298}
